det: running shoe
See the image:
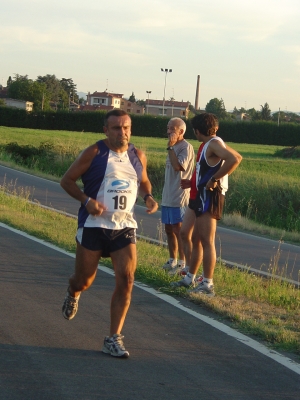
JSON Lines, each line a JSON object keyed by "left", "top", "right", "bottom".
{"left": 168, "top": 265, "right": 187, "bottom": 276}
{"left": 195, "top": 275, "right": 203, "bottom": 283}
{"left": 188, "top": 281, "right": 215, "bottom": 297}
{"left": 170, "top": 277, "right": 195, "bottom": 288}
{"left": 62, "top": 288, "right": 81, "bottom": 320}
{"left": 102, "top": 334, "right": 129, "bottom": 358}
{"left": 162, "top": 260, "right": 176, "bottom": 271}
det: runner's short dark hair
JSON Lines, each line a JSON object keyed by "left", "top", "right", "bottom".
{"left": 104, "top": 110, "right": 130, "bottom": 126}
{"left": 190, "top": 113, "right": 219, "bottom": 136}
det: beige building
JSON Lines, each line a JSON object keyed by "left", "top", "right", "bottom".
{"left": 119, "top": 98, "right": 144, "bottom": 115}
{"left": 146, "top": 99, "right": 189, "bottom": 118}
{"left": 86, "top": 91, "right": 123, "bottom": 108}
{"left": 85, "top": 91, "right": 144, "bottom": 115}
{"left": 4, "top": 98, "right": 33, "bottom": 112}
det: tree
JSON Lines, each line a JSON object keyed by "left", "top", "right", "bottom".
{"left": 260, "top": 102, "right": 271, "bottom": 120}
{"left": 205, "top": 98, "right": 227, "bottom": 119}
{"left": 128, "top": 92, "right": 136, "bottom": 103}
{"left": 7, "top": 75, "right": 50, "bottom": 111}
{"left": 60, "top": 78, "right": 79, "bottom": 103}
{"left": 0, "top": 99, "right": 6, "bottom": 106}
{"left": 36, "top": 74, "right": 61, "bottom": 103}
{"left": 7, "top": 76, "right": 12, "bottom": 87}
{"left": 136, "top": 99, "right": 146, "bottom": 107}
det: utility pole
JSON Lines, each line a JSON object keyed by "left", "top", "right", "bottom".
{"left": 146, "top": 91, "right": 151, "bottom": 114}
{"left": 161, "top": 68, "right": 172, "bottom": 116}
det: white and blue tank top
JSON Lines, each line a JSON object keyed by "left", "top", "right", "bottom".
{"left": 78, "top": 140, "right": 143, "bottom": 230}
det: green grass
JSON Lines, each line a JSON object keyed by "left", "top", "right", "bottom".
{"left": 0, "top": 186, "right": 299, "bottom": 357}
{"left": 1, "top": 125, "right": 300, "bottom": 235}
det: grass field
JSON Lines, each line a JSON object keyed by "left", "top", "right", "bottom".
{"left": 1, "top": 125, "right": 300, "bottom": 237}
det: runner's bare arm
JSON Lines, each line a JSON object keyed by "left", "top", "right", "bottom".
{"left": 60, "top": 144, "right": 107, "bottom": 215}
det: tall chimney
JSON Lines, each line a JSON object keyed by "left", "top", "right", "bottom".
{"left": 195, "top": 75, "right": 200, "bottom": 110}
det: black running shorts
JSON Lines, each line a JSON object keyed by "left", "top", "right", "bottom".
{"left": 76, "top": 227, "right": 136, "bottom": 257}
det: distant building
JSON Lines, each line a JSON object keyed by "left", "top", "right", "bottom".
{"left": 146, "top": 99, "right": 189, "bottom": 118}
{"left": 236, "top": 113, "right": 251, "bottom": 121}
{"left": 4, "top": 98, "right": 33, "bottom": 112}
{"left": 86, "top": 91, "right": 123, "bottom": 109}
{"left": 85, "top": 90, "right": 144, "bottom": 115}
{"left": 119, "top": 98, "right": 144, "bottom": 115}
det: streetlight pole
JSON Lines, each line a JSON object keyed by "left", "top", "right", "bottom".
{"left": 161, "top": 68, "right": 172, "bottom": 116}
{"left": 146, "top": 90, "right": 151, "bottom": 114}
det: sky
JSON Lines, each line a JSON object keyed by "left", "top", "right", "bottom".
{"left": 1, "top": 0, "right": 300, "bottom": 113}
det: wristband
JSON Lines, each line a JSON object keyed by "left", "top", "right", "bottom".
{"left": 83, "top": 197, "right": 91, "bottom": 207}
{"left": 210, "top": 176, "right": 218, "bottom": 183}
{"left": 143, "top": 194, "right": 154, "bottom": 203}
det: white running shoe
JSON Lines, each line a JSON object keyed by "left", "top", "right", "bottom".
{"left": 102, "top": 334, "right": 129, "bottom": 358}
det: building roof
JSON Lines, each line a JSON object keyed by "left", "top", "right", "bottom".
{"left": 148, "top": 99, "right": 189, "bottom": 107}
{"left": 89, "top": 91, "right": 123, "bottom": 98}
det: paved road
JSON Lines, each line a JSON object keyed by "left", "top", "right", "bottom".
{"left": 0, "top": 224, "right": 299, "bottom": 400}
{"left": 0, "top": 165, "right": 299, "bottom": 282}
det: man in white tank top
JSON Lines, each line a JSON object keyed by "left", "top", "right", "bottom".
{"left": 60, "top": 110, "right": 158, "bottom": 358}
{"left": 172, "top": 113, "right": 242, "bottom": 296}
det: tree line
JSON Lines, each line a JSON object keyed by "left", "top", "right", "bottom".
{"left": 189, "top": 97, "right": 299, "bottom": 124}
{"left": 3, "top": 74, "right": 81, "bottom": 111}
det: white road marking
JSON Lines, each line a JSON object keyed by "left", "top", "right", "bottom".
{"left": 1, "top": 221, "right": 300, "bottom": 375}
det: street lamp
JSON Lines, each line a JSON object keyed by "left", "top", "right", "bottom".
{"left": 146, "top": 91, "right": 151, "bottom": 114}
{"left": 161, "top": 68, "right": 172, "bottom": 116}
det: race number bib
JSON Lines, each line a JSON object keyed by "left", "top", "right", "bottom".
{"left": 103, "top": 178, "right": 137, "bottom": 212}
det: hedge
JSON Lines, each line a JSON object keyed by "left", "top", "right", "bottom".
{"left": 1, "top": 106, "right": 300, "bottom": 146}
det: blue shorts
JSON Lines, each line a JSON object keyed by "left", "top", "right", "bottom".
{"left": 76, "top": 227, "right": 136, "bottom": 257}
{"left": 161, "top": 206, "right": 186, "bottom": 225}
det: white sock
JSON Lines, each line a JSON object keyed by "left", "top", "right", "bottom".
{"left": 184, "top": 272, "right": 195, "bottom": 284}
{"left": 169, "top": 258, "right": 177, "bottom": 267}
{"left": 178, "top": 259, "right": 185, "bottom": 268}
{"left": 203, "top": 277, "right": 213, "bottom": 287}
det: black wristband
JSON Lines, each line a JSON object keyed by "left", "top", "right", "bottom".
{"left": 210, "top": 176, "right": 218, "bottom": 183}
{"left": 143, "top": 193, "right": 154, "bottom": 203}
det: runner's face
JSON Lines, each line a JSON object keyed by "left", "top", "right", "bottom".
{"left": 104, "top": 115, "right": 132, "bottom": 149}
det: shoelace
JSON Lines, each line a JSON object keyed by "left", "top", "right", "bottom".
{"left": 113, "top": 335, "right": 125, "bottom": 350}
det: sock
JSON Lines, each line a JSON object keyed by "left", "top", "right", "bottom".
{"left": 169, "top": 258, "right": 177, "bottom": 267}
{"left": 184, "top": 272, "right": 195, "bottom": 284}
{"left": 178, "top": 259, "right": 185, "bottom": 268}
{"left": 203, "top": 277, "right": 213, "bottom": 287}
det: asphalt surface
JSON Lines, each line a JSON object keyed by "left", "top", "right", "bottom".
{"left": 0, "top": 165, "right": 299, "bottom": 282}
{"left": 1, "top": 224, "right": 299, "bottom": 400}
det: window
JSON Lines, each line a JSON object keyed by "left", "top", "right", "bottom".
{"left": 93, "top": 98, "right": 100, "bottom": 104}
{"left": 127, "top": 109, "right": 131, "bottom": 112}
{"left": 137, "top": 110, "right": 140, "bottom": 113}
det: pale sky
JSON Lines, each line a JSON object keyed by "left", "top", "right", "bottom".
{"left": 1, "top": 0, "right": 300, "bottom": 112}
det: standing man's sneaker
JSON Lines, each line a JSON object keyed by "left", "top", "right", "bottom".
{"left": 170, "top": 277, "right": 195, "bottom": 288}
{"left": 102, "top": 334, "right": 129, "bottom": 358}
{"left": 162, "top": 260, "right": 176, "bottom": 271}
{"left": 62, "top": 288, "right": 81, "bottom": 320}
{"left": 168, "top": 264, "right": 186, "bottom": 276}
{"left": 188, "top": 281, "right": 215, "bottom": 297}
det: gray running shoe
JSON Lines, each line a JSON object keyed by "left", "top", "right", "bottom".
{"left": 102, "top": 334, "right": 129, "bottom": 358}
{"left": 62, "top": 289, "right": 81, "bottom": 320}
{"left": 188, "top": 281, "right": 215, "bottom": 297}
{"left": 168, "top": 265, "right": 186, "bottom": 276}
{"left": 162, "top": 260, "right": 176, "bottom": 271}
{"left": 170, "top": 277, "right": 195, "bottom": 288}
